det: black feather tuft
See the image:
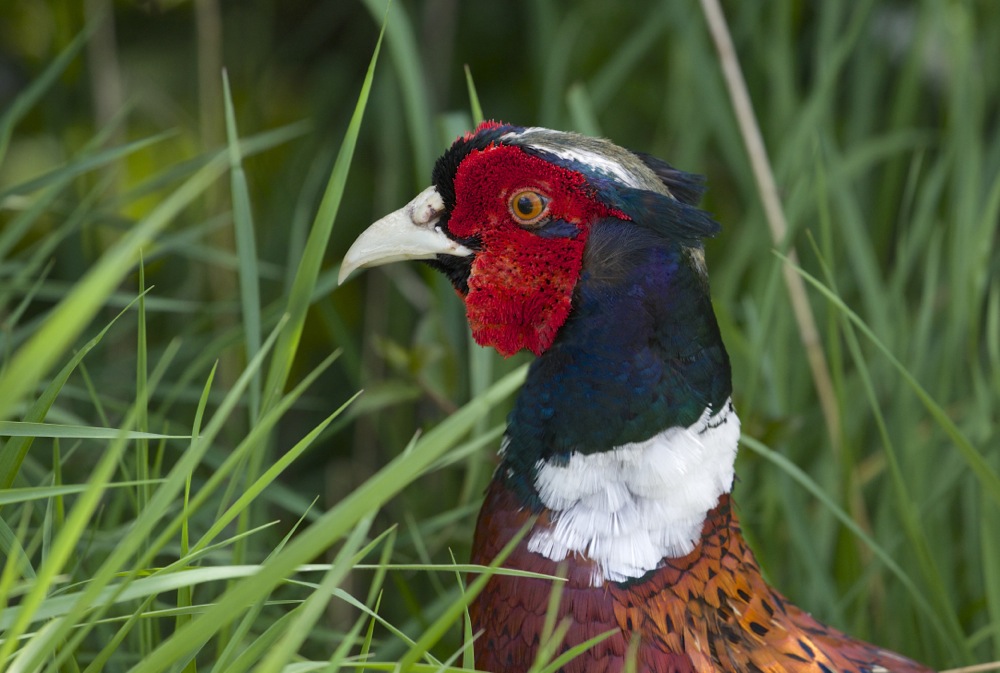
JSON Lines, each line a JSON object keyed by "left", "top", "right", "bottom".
{"left": 628, "top": 189, "right": 721, "bottom": 244}
{"left": 631, "top": 151, "right": 707, "bottom": 206}
{"left": 597, "top": 183, "right": 721, "bottom": 246}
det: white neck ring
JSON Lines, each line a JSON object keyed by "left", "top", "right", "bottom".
{"left": 525, "top": 399, "right": 740, "bottom": 585}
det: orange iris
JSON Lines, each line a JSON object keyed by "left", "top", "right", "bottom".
{"left": 508, "top": 189, "right": 550, "bottom": 225}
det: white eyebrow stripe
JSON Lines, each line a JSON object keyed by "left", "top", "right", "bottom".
{"left": 502, "top": 128, "right": 644, "bottom": 189}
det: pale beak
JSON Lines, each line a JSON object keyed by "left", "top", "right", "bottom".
{"left": 338, "top": 186, "right": 473, "bottom": 284}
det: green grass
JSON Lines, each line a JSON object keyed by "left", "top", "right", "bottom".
{"left": 0, "top": 0, "right": 998, "bottom": 670}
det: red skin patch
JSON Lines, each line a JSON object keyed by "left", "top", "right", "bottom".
{"left": 448, "top": 144, "right": 624, "bottom": 356}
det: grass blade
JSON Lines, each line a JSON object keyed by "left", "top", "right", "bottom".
{"left": 222, "top": 68, "right": 263, "bottom": 422}
{"left": 262, "top": 21, "right": 384, "bottom": 411}
{"left": 0, "top": 24, "right": 93, "bottom": 164}
{"left": 0, "top": 153, "right": 228, "bottom": 422}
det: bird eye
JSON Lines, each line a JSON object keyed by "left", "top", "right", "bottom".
{"left": 508, "top": 190, "right": 550, "bottom": 225}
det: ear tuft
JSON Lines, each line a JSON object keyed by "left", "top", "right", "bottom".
{"left": 632, "top": 152, "right": 707, "bottom": 206}
{"left": 615, "top": 187, "right": 722, "bottom": 245}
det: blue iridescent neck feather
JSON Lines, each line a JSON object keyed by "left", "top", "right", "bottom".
{"left": 500, "top": 220, "right": 732, "bottom": 505}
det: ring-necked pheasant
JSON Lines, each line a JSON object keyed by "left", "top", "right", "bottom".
{"left": 339, "top": 121, "right": 933, "bottom": 673}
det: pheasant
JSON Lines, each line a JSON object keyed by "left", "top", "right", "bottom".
{"left": 339, "top": 121, "right": 933, "bottom": 673}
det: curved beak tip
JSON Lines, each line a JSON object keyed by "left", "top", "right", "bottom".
{"left": 337, "top": 262, "right": 357, "bottom": 286}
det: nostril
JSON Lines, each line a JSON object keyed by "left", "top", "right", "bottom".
{"left": 408, "top": 186, "right": 445, "bottom": 227}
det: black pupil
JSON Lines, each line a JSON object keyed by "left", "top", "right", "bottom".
{"left": 517, "top": 195, "right": 535, "bottom": 215}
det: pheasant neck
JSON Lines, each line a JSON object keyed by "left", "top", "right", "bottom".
{"left": 497, "top": 223, "right": 738, "bottom": 583}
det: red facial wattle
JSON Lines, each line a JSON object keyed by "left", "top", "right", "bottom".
{"left": 447, "top": 143, "right": 625, "bottom": 357}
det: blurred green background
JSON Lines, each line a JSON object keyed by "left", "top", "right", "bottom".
{"left": 1, "top": 0, "right": 998, "bottom": 670}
